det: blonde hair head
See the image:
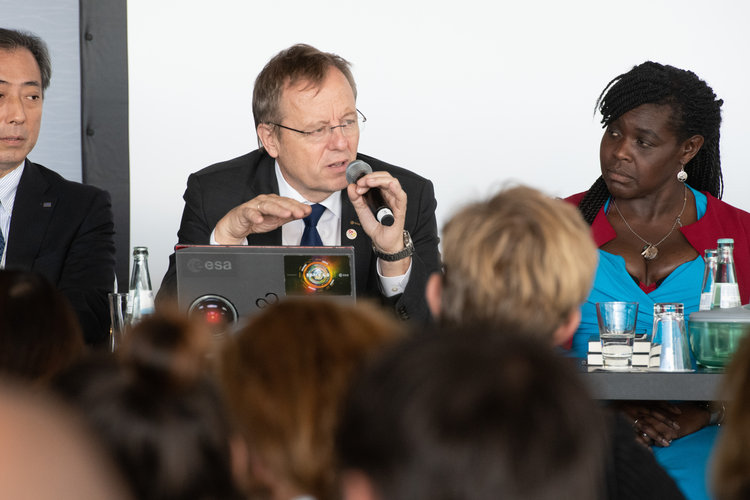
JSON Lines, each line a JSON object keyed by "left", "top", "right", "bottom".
{"left": 440, "top": 185, "right": 597, "bottom": 341}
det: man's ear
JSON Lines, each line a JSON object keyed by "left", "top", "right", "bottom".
{"left": 552, "top": 308, "right": 581, "bottom": 347}
{"left": 340, "top": 470, "right": 379, "bottom": 500}
{"left": 257, "top": 124, "right": 280, "bottom": 158}
{"left": 425, "top": 272, "right": 443, "bottom": 320}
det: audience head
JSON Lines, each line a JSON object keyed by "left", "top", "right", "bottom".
{"left": 0, "top": 269, "right": 85, "bottom": 384}
{"left": 0, "top": 27, "right": 51, "bottom": 92}
{"left": 712, "top": 334, "right": 750, "bottom": 500}
{"left": 429, "top": 185, "right": 597, "bottom": 344}
{"left": 218, "top": 298, "right": 404, "bottom": 500}
{"left": 0, "top": 380, "right": 132, "bottom": 500}
{"left": 336, "top": 324, "right": 607, "bottom": 500}
{"left": 578, "top": 61, "right": 724, "bottom": 223}
{"left": 51, "top": 314, "right": 242, "bottom": 500}
{"left": 118, "top": 309, "right": 214, "bottom": 379}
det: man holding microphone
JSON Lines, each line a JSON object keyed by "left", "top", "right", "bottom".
{"left": 158, "top": 44, "right": 439, "bottom": 322}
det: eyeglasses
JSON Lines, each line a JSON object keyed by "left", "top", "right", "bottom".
{"left": 269, "top": 109, "right": 367, "bottom": 142}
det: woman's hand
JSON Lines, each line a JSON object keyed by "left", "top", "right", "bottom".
{"left": 622, "top": 401, "right": 680, "bottom": 447}
{"left": 616, "top": 401, "right": 710, "bottom": 447}
{"left": 669, "top": 403, "right": 713, "bottom": 438}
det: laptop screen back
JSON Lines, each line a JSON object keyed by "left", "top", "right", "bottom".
{"left": 175, "top": 245, "right": 356, "bottom": 320}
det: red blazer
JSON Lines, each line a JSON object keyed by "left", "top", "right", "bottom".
{"left": 566, "top": 191, "right": 750, "bottom": 304}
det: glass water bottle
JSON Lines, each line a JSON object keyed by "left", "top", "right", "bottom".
{"left": 711, "top": 238, "right": 741, "bottom": 309}
{"left": 128, "top": 246, "right": 155, "bottom": 323}
{"left": 699, "top": 248, "right": 718, "bottom": 311}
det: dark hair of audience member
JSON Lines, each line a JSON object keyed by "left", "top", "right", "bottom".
{"left": 0, "top": 269, "right": 85, "bottom": 384}
{"left": 712, "top": 334, "right": 750, "bottom": 500}
{"left": 218, "top": 298, "right": 405, "bottom": 500}
{"left": 336, "top": 324, "right": 608, "bottom": 500}
{"left": 51, "top": 314, "right": 243, "bottom": 500}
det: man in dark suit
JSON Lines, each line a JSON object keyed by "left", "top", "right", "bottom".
{"left": 0, "top": 28, "right": 115, "bottom": 346}
{"left": 158, "top": 44, "right": 439, "bottom": 321}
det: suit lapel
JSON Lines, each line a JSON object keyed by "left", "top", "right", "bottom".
{"left": 340, "top": 192, "right": 371, "bottom": 294}
{"left": 6, "top": 161, "right": 56, "bottom": 270}
{"left": 245, "top": 154, "right": 282, "bottom": 246}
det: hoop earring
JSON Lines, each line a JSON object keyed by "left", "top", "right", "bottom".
{"left": 677, "top": 165, "right": 688, "bottom": 183}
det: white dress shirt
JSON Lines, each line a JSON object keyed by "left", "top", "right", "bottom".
{"left": 0, "top": 162, "right": 25, "bottom": 268}
{"left": 276, "top": 162, "right": 341, "bottom": 246}
{"left": 210, "top": 161, "right": 411, "bottom": 297}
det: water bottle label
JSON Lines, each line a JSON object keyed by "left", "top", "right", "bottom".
{"left": 714, "top": 283, "right": 741, "bottom": 309}
{"left": 699, "top": 292, "right": 712, "bottom": 311}
{"left": 138, "top": 290, "right": 155, "bottom": 316}
{"left": 128, "top": 289, "right": 154, "bottom": 321}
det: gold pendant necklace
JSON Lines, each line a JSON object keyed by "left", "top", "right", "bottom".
{"left": 611, "top": 185, "right": 687, "bottom": 261}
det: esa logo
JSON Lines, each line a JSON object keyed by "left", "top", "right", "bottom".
{"left": 187, "top": 258, "right": 233, "bottom": 273}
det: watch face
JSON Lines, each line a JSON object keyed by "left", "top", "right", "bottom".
{"left": 403, "top": 230, "right": 413, "bottom": 247}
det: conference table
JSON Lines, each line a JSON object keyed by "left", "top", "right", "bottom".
{"left": 577, "top": 360, "right": 725, "bottom": 401}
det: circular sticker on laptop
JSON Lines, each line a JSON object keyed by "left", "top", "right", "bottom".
{"left": 301, "top": 260, "right": 334, "bottom": 290}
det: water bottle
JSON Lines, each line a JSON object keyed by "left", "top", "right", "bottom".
{"left": 699, "top": 248, "right": 718, "bottom": 311}
{"left": 127, "top": 246, "right": 154, "bottom": 323}
{"left": 711, "top": 238, "right": 741, "bottom": 309}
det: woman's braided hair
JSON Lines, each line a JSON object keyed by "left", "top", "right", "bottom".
{"left": 578, "top": 61, "right": 724, "bottom": 224}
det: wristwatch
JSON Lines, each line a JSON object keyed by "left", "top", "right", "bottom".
{"left": 373, "top": 230, "right": 415, "bottom": 262}
{"left": 704, "top": 402, "right": 726, "bottom": 426}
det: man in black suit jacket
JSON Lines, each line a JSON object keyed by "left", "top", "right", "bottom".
{"left": 158, "top": 44, "right": 439, "bottom": 321}
{"left": 0, "top": 29, "right": 115, "bottom": 345}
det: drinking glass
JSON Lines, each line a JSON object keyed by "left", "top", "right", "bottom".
{"left": 108, "top": 292, "right": 129, "bottom": 352}
{"left": 596, "top": 302, "right": 639, "bottom": 369}
{"left": 652, "top": 303, "right": 693, "bottom": 371}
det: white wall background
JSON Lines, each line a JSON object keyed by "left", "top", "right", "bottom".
{"left": 128, "top": 0, "right": 750, "bottom": 290}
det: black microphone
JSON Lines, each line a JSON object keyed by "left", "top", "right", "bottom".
{"left": 345, "top": 160, "right": 395, "bottom": 226}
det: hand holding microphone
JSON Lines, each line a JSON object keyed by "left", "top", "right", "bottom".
{"left": 345, "top": 160, "right": 395, "bottom": 226}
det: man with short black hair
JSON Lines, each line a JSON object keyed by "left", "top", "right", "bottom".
{"left": 0, "top": 28, "right": 115, "bottom": 345}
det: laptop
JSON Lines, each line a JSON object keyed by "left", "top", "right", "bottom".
{"left": 175, "top": 245, "right": 356, "bottom": 324}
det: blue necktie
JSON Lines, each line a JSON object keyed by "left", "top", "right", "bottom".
{"left": 300, "top": 204, "right": 325, "bottom": 246}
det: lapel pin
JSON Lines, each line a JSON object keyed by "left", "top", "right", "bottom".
{"left": 346, "top": 228, "right": 357, "bottom": 240}
{"left": 42, "top": 202, "right": 52, "bottom": 208}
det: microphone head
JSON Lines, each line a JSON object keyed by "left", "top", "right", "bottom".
{"left": 345, "top": 160, "right": 372, "bottom": 184}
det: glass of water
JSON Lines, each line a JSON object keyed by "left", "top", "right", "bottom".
{"left": 596, "top": 302, "right": 639, "bottom": 369}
